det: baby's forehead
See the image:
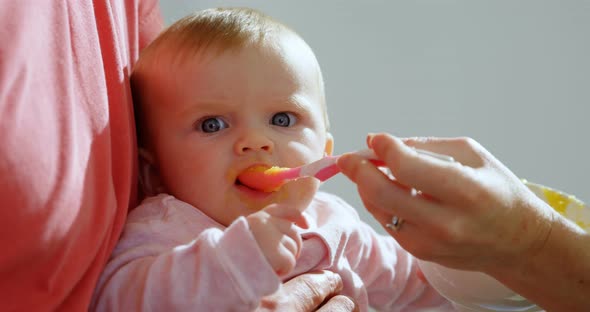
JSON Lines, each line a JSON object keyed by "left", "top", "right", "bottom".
{"left": 137, "top": 13, "right": 327, "bottom": 123}
{"left": 169, "top": 29, "right": 309, "bottom": 64}
{"left": 160, "top": 32, "right": 321, "bottom": 89}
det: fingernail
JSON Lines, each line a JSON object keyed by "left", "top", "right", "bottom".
{"left": 367, "top": 133, "right": 376, "bottom": 147}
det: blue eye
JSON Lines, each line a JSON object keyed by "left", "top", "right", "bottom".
{"left": 200, "top": 117, "right": 228, "bottom": 133}
{"left": 271, "top": 112, "right": 296, "bottom": 127}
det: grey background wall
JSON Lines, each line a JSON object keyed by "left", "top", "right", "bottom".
{"left": 159, "top": 1, "right": 590, "bottom": 232}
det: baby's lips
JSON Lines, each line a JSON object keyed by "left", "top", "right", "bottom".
{"left": 237, "top": 164, "right": 285, "bottom": 192}
{"left": 237, "top": 164, "right": 269, "bottom": 180}
{"left": 236, "top": 165, "right": 271, "bottom": 190}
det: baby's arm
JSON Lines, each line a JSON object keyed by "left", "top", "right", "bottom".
{"left": 318, "top": 193, "right": 451, "bottom": 311}
{"left": 246, "top": 178, "right": 316, "bottom": 277}
{"left": 91, "top": 202, "right": 281, "bottom": 311}
{"left": 246, "top": 203, "right": 303, "bottom": 277}
{"left": 350, "top": 221, "right": 452, "bottom": 311}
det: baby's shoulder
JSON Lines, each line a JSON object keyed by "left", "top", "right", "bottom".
{"left": 127, "top": 194, "right": 214, "bottom": 227}
{"left": 128, "top": 193, "right": 178, "bottom": 222}
{"left": 121, "top": 194, "right": 220, "bottom": 246}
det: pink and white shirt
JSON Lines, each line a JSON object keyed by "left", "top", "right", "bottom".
{"left": 92, "top": 192, "right": 451, "bottom": 311}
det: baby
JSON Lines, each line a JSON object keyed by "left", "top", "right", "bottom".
{"left": 91, "top": 8, "right": 451, "bottom": 311}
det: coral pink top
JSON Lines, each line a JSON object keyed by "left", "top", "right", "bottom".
{"left": 92, "top": 192, "right": 452, "bottom": 312}
{"left": 0, "top": 1, "right": 162, "bottom": 310}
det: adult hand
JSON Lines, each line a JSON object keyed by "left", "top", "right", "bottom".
{"left": 337, "top": 133, "right": 590, "bottom": 311}
{"left": 257, "top": 270, "right": 357, "bottom": 312}
{"left": 337, "top": 133, "right": 555, "bottom": 272}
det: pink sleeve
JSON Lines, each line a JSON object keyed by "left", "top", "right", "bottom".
{"left": 92, "top": 215, "right": 280, "bottom": 311}
{"left": 0, "top": 1, "right": 162, "bottom": 310}
{"left": 350, "top": 221, "right": 453, "bottom": 311}
{"left": 314, "top": 193, "right": 452, "bottom": 311}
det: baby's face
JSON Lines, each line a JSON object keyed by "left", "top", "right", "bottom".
{"left": 143, "top": 33, "right": 331, "bottom": 226}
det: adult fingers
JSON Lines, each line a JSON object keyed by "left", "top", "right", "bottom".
{"left": 258, "top": 270, "right": 344, "bottom": 312}
{"left": 316, "top": 295, "right": 358, "bottom": 312}
{"left": 399, "top": 136, "right": 485, "bottom": 168}
{"left": 338, "top": 154, "right": 446, "bottom": 224}
{"left": 368, "top": 207, "right": 447, "bottom": 261}
{"left": 368, "top": 133, "right": 481, "bottom": 205}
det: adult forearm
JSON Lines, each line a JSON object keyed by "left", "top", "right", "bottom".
{"left": 491, "top": 213, "right": 590, "bottom": 311}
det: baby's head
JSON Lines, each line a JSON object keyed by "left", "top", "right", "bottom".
{"left": 131, "top": 8, "right": 333, "bottom": 226}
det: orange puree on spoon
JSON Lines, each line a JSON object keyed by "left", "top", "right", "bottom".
{"left": 238, "top": 165, "right": 292, "bottom": 192}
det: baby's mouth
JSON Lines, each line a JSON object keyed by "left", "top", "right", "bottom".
{"left": 236, "top": 165, "right": 273, "bottom": 192}
{"left": 235, "top": 178, "right": 249, "bottom": 188}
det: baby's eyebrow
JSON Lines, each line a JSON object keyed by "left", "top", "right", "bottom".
{"left": 279, "top": 95, "right": 314, "bottom": 112}
{"left": 178, "top": 99, "right": 229, "bottom": 116}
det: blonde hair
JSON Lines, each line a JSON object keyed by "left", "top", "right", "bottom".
{"left": 131, "top": 8, "right": 328, "bottom": 146}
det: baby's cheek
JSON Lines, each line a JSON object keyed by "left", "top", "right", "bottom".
{"left": 285, "top": 140, "right": 324, "bottom": 164}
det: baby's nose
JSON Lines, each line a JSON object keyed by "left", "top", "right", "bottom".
{"left": 235, "top": 130, "right": 274, "bottom": 154}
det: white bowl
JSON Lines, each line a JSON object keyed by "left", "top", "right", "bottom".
{"left": 418, "top": 260, "right": 540, "bottom": 311}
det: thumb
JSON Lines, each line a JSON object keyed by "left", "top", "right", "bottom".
{"left": 263, "top": 204, "right": 307, "bottom": 227}
{"left": 264, "top": 176, "right": 318, "bottom": 227}
{"left": 277, "top": 176, "right": 319, "bottom": 213}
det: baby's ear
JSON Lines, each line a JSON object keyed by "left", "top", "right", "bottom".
{"left": 138, "top": 148, "right": 165, "bottom": 198}
{"left": 324, "top": 132, "right": 334, "bottom": 156}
